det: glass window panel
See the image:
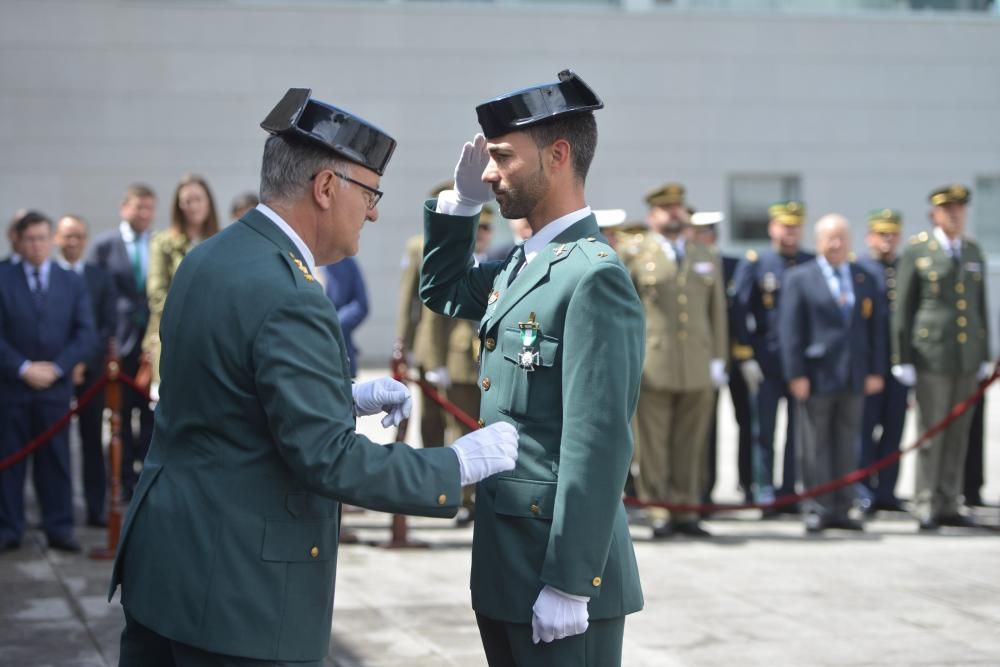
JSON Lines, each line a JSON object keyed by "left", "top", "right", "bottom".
{"left": 728, "top": 174, "right": 801, "bottom": 243}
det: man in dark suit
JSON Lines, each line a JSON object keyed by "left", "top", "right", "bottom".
{"left": 779, "top": 214, "right": 886, "bottom": 533}
{"left": 88, "top": 184, "right": 156, "bottom": 499}
{"left": 56, "top": 214, "right": 117, "bottom": 526}
{"left": 855, "top": 210, "right": 908, "bottom": 514}
{"left": 0, "top": 212, "right": 97, "bottom": 552}
{"left": 109, "top": 88, "right": 518, "bottom": 666}
{"left": 321, "top": 256, "right": 368, "bottom": 377}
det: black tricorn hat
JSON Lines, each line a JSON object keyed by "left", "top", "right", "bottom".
{"left": 260, "top": 88, "right": 397, "bottom": 176}
{"left": 475, "top": 70, "right": 604, "bottom": 140}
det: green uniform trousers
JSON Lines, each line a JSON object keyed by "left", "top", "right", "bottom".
{"left": 119, "top": 611, "right": 319, "bottom": 667}
{"left": 913, "top": 371, "right": 978, "bottom": 520}
{"left": 476, "top": 613, "right": 625, "bottom": 667}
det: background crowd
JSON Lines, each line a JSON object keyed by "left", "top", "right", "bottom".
{"left": 0, "top": 174, "right": 993, "bottom": 554}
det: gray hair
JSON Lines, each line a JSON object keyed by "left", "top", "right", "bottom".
{"left": 259, "top": 135, "right": 351, "bottom": 204}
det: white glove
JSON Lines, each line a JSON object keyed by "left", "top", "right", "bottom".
{"left": 453, "top": 133, "right": 495, "bottom": 207}
{"left": 352, "top": 377, "right": 412, "bottom": 427}
{"left": 891, "top": 364, "right": 916, "bottom": 388}
{"left": 531, "top": 585, "right": 590, "bottom": 644}
{"left": 740, "top": 359, "right": 764, "bottom": 394}
{"left": 709, "top": 358, "right": 729, "bottom": 388}
{"left": 977, "top": 361, "right": 995, "bottom": 381}
{"left": 450, "top": 422, "right": 519, "bottom": 486}
{"left": 424, "top": 366, "right": 451, "bottom": 389}
{"left": 149, "top": 382, "right": 160, "bottom": 405}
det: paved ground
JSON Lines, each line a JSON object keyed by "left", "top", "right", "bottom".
{"left": 2, "top": 372, "right": 999, "bottom": 666}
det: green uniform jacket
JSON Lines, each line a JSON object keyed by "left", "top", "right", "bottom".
{"left": 893, "top": 230, "right": 989, "bottom": 374}
{"left": 420, "top": 202, "right": 645, "bottom": 623}
{"left": 622, "top": 234, "right": 728, "bottom": 391}
{"left": 108, "top": 210, "right": 461, "bottom": 662}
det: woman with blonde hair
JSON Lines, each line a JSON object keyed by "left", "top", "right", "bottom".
{"left": 143, "top": 174, "right": 220, "bottom": 395}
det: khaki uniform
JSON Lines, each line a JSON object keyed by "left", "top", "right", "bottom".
{"left": 144, "top": 229, "right": 193, "bottom": 386}
{"left": 623, "top": 233, "right": 727, "bottom": 523}
{"left": 396, "top": 235, "right": 450, "bottom": 448}
{"left": 893, "top": 229, "right": 989, "bottom": 521}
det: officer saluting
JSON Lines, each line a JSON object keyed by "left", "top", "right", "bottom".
{"left": 892, "top": 184, "right": 992, "bottom": 531}
{"left": 730, "top": 202, "right": 814, "bottom": 511}
{"left": 421, "top": 71, "right": 644, "bottom": 666}
{"left": 855, "top": 209, "right": 908, "bottom": 513}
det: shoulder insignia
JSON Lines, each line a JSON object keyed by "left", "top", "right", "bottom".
{"left": 746, "top": 249, "right": 758, "bottom": 262}
{"left": 288, "top": 252, "right": 315, "bottom": 282}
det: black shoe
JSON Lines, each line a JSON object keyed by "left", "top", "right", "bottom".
{"left": 918, "top": 519, "right": 940, "bottom": 532}
{"left": 964, "top": 495, "right": 986, "bottom": 508}
{"left": 828, "top": 517, "right": 864, "bottom": 531}
{"left": 673, "top": 521, "right": 712, "bottom": 538}
{"left": 938, "top": 514, "right": 976, "bottom": 528}
{"left": 0, "top": 538, "right": 21, "bottom": 553}
{"left": 873, "top": 499, "right": 906, "bottom": 513}
{"left": 47, "top": 536, "right": 82, "bottom": 553}
{"left": 651, "top": 521, "right": 675, "bottom": 539}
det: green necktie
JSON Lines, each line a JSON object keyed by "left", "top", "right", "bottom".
{"left": 131, "top": 240, "right": 144, "bottom": 292}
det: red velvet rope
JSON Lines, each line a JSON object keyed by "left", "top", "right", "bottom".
{"left": 0, "top": 374, "right": 110, "bottom": 471}
{"left": 405, "top": 361, "right": 1000, "bottom": 513}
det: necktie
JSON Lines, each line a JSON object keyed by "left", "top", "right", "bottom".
{"left": 131, "top": 239, "right": 145, "bottom": 292}
{"left": 952, "top": 242, "right": 961, "bottom": 270}
{"left": 31, "top": 267, "right": 46, "bottom": 310}
{"left": 506, "top": 245, "right": 526, "bottom": 287}
{"left": 836, "top": 268, "right": 852, "bottom": 323}
{"left": 674, "top": 242, "right": 685, "bottom": 265}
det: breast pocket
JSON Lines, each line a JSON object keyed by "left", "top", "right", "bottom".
{"left": 497, "top": 327, "right": 560, "bottom": 421}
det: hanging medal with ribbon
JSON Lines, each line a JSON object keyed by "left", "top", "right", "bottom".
{"left": 517, "top": 312, "right": 541, "bottom": 371}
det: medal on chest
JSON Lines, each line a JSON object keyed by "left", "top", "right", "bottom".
{"left": 517, "top": 312, "right": 541, "bottom": 372}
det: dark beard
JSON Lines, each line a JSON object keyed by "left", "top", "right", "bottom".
{"left": 496, "top": 164, "right": 548, "bottom": 220}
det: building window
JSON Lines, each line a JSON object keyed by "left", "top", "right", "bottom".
{"left": 973, "top": 176, "right": 1000, "bottom": 255}
{"left": 728, "top": 174, "right": 802, "bottom": 243}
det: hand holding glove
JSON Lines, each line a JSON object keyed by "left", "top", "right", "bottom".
{"left": 531, "top": 585, "right": 590, "bottom": 644}
{"left": 709, "top": 358, "right": 729, "bottom": 388}
{"left": 450, "top": 422, "right": 518, "bottom": 486}
{"left": 891, "top": 364, "right": 916, "bottom": 388}
{"left": 740, "top": 359, "right": 764, "bottom": 394}
{"left": 352, "top": 377, "right": 412, "bottom": 427}
{"left": 453, "top": 133, "right": 494, "bottom": 207}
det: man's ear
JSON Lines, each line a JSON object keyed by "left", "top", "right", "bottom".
{"left": 313, "top": 170, "right": 337, "bottom": 210}
{"left": 546, "top": 138, "right": 572, "bottom": 172}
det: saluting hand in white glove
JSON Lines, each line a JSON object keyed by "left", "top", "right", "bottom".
{"left": 450, "top": 422, "right": 518, "bottom": 486}
{"left": 531, "top": 585, "right": 590, "bottom": 644}
{"left": 352, "top": 377, "right": 412, "bottom": 428}
{"left": 453, "top": 133, "right": 495, "bottom": 207}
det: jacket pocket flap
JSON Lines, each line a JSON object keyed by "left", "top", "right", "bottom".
{"left": 501, "top": 328, "right": 560, "bottom": 367}
{"left": 493, "top": 477, "right": 557, "bottom": 519}
{"left": 261, "top": 518, "right": 338, "bottom": 562}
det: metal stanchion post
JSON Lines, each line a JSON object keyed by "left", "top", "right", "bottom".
{"left": 381, "top": 348, "right": 429, "bottom": 549}
{"left": 90, "top": 354, "right": 123, "bottom": 560}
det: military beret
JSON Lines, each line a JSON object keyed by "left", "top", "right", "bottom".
{"left": 867, "top": 208, "right": 902, "bottom": 233}
{"left": 645, "top": 182, "right": 686, "bottom": 207}
{"left": 929, "top": 184, "right": 971, "bottom": 206}
{"left": 260, "top": 88, "right": 396, "bottom": 176}
{"left": 768, "top": 201, "right": 806, "bottom": 226}
{"left": 476, "top": 70, "right": 603, "bottom": 140}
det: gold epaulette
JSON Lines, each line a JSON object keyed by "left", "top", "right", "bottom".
{"left": 731, "top": 343, "right": 754, "bottom": 360}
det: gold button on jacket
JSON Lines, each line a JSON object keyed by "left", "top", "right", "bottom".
{"left": 310, "top": 546, "right": 319, "bottom": 558}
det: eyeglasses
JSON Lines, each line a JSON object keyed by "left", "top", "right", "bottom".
{"left": 311, "top": 170, "right": 383, "bottom": 209}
